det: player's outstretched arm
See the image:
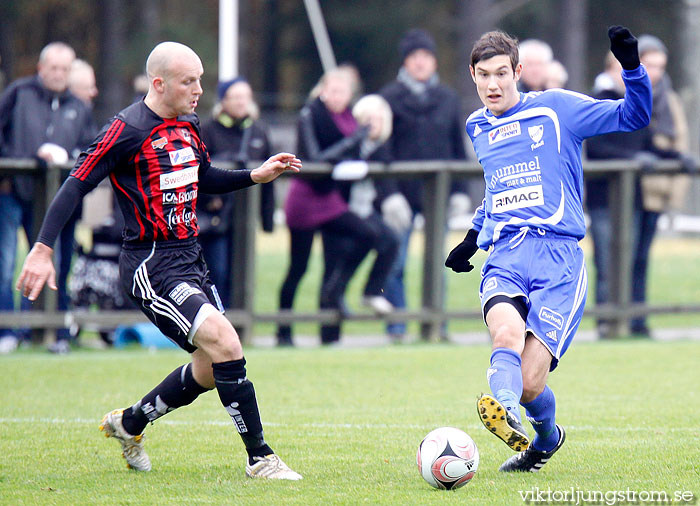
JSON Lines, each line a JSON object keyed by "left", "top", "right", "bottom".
{"left": 250, "top": 153, "right": 301, "bottom": 184}
{"left": 16, "top": 242, "right": 57, "bottom": 301}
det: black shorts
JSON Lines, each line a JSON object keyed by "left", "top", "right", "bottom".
{"left": 119, "top": 238, "right": 224, "bottom": 352}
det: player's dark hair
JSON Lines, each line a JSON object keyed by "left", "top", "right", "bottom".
{"left": 470, "top": 31, "right": 519, "bottom": 72}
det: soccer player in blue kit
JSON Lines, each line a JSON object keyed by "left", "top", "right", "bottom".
{"left": 445, "top": 27, "right": 652, "bottom": 472}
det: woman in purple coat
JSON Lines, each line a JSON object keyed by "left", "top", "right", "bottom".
{"left": 277, "top": 67, "right": 396, "bottom": 345}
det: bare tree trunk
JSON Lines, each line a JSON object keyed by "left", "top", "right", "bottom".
{"left": 457, "top": 0, "right": 498, "bottom": 115}
{"left": 0, "top": 2, "right": 17, "bottom": 84}
{"left": 142, "top": 0, "right": 162, "bottom": 48}
{"left": 262, "top": 0, "right": 280, "bottom": 110}
{"left": 96, "top": 0, "right": 127, "bottom": 123}
{"left": 556, "top": 0, "right": 587, "bottom": 92}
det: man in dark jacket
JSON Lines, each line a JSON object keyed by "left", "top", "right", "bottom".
{"left": 585, "top": 53, "right": 647, "bottom": 339}
{"left": 379, "top": 28, "right": 469, "bottom": 341}
{"left": 0, "top": 42, "right": 93, "bottom": 353}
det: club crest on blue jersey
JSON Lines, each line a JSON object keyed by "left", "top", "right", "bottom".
{"left": 528, "top": 124, "right": 544, "bottom": 150}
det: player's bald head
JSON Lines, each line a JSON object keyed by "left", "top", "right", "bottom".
{"left": 146, "top": 41, "right": 201, "bottom": 81}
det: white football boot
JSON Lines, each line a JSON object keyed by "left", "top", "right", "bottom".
{"left": 99, "top": 409, "right": 152, "bottom": 471}
{"left": 245, "top": 454, "right": 302, "bottom": 480}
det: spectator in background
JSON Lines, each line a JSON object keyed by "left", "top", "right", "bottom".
{"left": 69, "top": 59, "right": 99, "bottom": 107}
{"left": 132, "top": 73, "right": 150, "bottom": 103}
{"left": 544, "top": 60, "right": 568, "bottom": 90}
{"left": 277, "top": 67, "right": 392, "bottom": 346}
{"left": 586, "top": 52, "right": 647, "bottom": 339}
{"left": 200, "top": 78, "right": 274, "bottom": 308}
{"left": 323, "top": 93, "right": 399, "bottom": 325}
{"left": 0, "top": 42, "right": 93, "bottom": 354}
{"left": 518, "top": 39, "right": 554, "bottom": 92}
{"left": 586, "top": 37, "right": 696, "bottom": 338}
{"left": 630, "top": 35, "right": 695, "bottom": 336}
{"left": 341, "top": 94, "right": 399, "bottom": 314}
{"left": 379, "top": 28, "right": 469, "bottom": 342}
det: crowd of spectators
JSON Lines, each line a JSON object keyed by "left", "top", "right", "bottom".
{"left": 0, "top": 29, "right": 696, "bottom": 353}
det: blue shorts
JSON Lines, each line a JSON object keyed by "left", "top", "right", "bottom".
{"left": 479, "top": 229, "right": 587, "bottom": 370}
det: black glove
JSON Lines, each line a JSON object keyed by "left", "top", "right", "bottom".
{"left": 608, "top": 25, "right": 640, "bottom": 70}
{"left": 445, "top": 229, "right": 479, "bottom": 273}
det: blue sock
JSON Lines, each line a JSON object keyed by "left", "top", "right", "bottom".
{"left": 522, "top": 385, "right": 559, "bottom": 452}
{"left": 487, "top": 348, "right": 523, "bottom": 422}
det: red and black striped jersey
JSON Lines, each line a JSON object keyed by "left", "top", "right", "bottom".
{"left": 36, "top": 100, "right": 256, "bottom": 247}
{"left": 72, "top": 101, "right": 210, "bottom": 242}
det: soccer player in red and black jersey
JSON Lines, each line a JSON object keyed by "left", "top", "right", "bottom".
{"left": 17, "top": 41, "right": 303, "bottom": 480}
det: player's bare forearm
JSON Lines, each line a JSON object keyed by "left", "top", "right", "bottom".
{"left": 251, "top": 153, "right": 301, "bottom": 183}
{"left": 16, "top": 242, "right": 57, "bottom": 301}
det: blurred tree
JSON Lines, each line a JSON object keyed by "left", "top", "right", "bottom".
{"left": 457, "top": 0, "right": 499, "bottom": 114}
{"left": 96, "top": 0, "right": 127, "bottom": 124}
{"left": 555, "top": 0, "right": 587, "bottom": 92}
{"left": 0, "top": 2, "right": 19, "bottom": 84}
{"left": 0, "top": 0, "right": 697, "bottom": 150}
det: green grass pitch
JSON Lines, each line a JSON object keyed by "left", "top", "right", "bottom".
{"left": 1, "top": 339, "right": 698, "bottom": 505}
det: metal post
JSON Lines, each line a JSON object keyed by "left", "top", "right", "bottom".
{"left": 218, "top": 0, "right": 239, "bottom": 80}
{"left": 420, "top": 169, "right": 450, "bottom": 341}
{"left": 302, "top": 0, "right": 337, "bottom": 72}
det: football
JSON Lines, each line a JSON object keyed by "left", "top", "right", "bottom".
{"left": 416, "top": 427, "right": 479, "bottom": 490}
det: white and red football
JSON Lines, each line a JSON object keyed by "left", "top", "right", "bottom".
{"left": 416, "top": 426, "right": 479, "bottom": 490}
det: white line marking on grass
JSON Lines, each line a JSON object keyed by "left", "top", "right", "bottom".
{"left": 0, "top": 417, "right": 698, "bottom": 433}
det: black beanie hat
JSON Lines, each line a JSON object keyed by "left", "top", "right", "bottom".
{"left": 217, "top": 76, "right": 247, "bottom": 100}
{"left": 399, "top": 29, "right": 437, "bottom": 61}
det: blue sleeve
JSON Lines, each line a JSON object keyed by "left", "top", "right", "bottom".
{"left": 471, "top": 198, "right": 485, "bottom": 232}
{"left": 554, "top": 65, "right": 652, "bottom": 139}
{"left": 464, "top": 117, "right": 485, "bottom": 235}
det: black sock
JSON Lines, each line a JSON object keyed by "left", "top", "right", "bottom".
{"left": 211, "top": 358, "right": 273, "bottom": 464}
{"left": 121, "top": 363, "right": 210, "bottom": 436}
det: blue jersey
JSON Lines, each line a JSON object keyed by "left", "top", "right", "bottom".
{"left": 467, "top": 65, "right": 652, "bottom": 249}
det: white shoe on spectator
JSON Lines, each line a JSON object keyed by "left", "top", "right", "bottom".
{"left": 0, "top": 335, "right": 19, "bottom": 354}
{"left": 48, "top": 340, "right": 71, "bottom": 354}
{"left": 362, "top": 295, "right": 394, "bottom": 315}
